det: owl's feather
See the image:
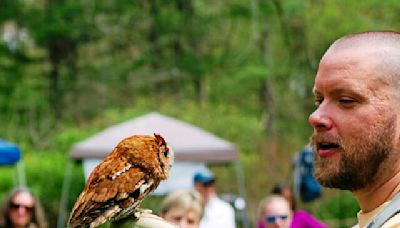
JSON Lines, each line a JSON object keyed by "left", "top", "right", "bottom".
{"left": 68, "top": 134, "right": 173, "bottom": 228}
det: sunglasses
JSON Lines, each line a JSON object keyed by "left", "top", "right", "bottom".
{"left": 265, "top": 215, "right": 288, "bottom": 224}
{"left": 10, "top": 202, "right": 34, "bottom": 212}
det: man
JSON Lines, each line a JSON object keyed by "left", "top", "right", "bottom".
{"left": 193, "top": 171, "right": 236, "bottom": 228}
{"left": 309, "top": 31, "right": 400, "bottom": 227}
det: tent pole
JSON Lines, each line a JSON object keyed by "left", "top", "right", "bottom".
{"left": 57, "top": 160, "right": 73, "bottom": 228}
{"left": 16, "top": 161, "right": 26, "bottom": 186}
{"left": 235, "top": 160, "right": 250, "bottom": 228}
{"left": 13, "top": 164, "right": 17, "bottom": 186}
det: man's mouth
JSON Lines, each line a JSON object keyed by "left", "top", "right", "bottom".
{"left": 316, "top": 142, "right": 340, "bottom": 158}
{"left": 318, "top": 142, "right": 340, "bottom": 150}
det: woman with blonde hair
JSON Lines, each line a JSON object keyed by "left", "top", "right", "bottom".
{"left": 0, "top": 187, "right": 47, "bottom": 228}
{"left": 159, "top": 190, "right": 203, "bottom": 228}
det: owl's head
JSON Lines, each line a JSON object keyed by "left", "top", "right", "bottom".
{"left": 154, "top": 133, "right": 174, "bottom": 179}
{"left": 115, "top": 134, "right": 174, "bottom": 180}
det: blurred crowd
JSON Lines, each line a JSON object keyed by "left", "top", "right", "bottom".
{"left": 158, "top": 171, "right": 328, "bottom": 228}
{"left": 0, "top": 173, "right": 326, "bottom": 228}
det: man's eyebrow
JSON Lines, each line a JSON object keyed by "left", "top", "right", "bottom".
{"left": 312, "top": 87, "right": 365, "bottom": 101}
{"left": 329, "top": 88, "right": 348, "bottom": 95}
{"left": 328, "top": 87, "right": 364, "bottom": 97}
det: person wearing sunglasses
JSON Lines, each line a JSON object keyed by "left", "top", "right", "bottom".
{"left": 257, "top": 195, "right": 292, "bottom": 228}
{"left": 271, "top": 183, "right": 327, "bottom": 228}
{"left": 0, "top": 186, "right": 47, "bottom": 228}
{"left": 257, "top": 194, "right": 328, "bottom": 228}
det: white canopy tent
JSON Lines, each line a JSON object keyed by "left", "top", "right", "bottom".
{"left": 69, "top": 112, "right": 238, "bottom": 162}
{"left": 58, "top": 112, "right": 248, "bottom": 227}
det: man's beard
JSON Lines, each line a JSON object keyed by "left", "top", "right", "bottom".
{"left": 310, "top": 115, "right": 396, "bottom": 191}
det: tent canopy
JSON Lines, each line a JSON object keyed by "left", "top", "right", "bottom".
{"left": 0, "top": 139, "right": 20, "bottom": 165}
{"left": 70, "top": 112, "right": 238, "bottom": 163}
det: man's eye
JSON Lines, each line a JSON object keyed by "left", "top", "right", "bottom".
{"left": 339, "top": 98, "right": 355, "bottom": 105}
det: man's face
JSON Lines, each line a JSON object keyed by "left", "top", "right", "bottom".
{"left": 308, "top": 48, "right": 398, "bottom": 191}
{"left": 194, "top": 182, "right": 214, "bottom": 204}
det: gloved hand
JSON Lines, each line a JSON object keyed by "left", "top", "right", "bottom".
{"left": 99, "top": 210, "right": 178, "bottom": 228}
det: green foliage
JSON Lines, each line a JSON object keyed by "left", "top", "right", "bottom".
{"left": 313, "top": 191, "right": 360, "bottom": 227}
{"left": 316, "top": 191, "right": 359, "bottom": 220}
{"left": 26, "top": 1, "right": 93, "bottom": 46}
{"left": 1, "top": 0, "right": 399, "bottom": 226}
{"left": 0, "top": 166, "right": 14, "bottom": 199}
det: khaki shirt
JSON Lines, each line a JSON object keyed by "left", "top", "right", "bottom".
{"left": 352, "top": 201, "right": 400, "bottom": 228}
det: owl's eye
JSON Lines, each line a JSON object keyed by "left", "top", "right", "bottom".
{"left": 163, "top": 150, "right": 169, "bottom": 157}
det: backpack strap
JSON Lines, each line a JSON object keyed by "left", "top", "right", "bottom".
{"left": 367, "top": 191, "right": 400, "bottom": 228}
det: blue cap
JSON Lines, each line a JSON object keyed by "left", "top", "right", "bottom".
{"left": 193, "top": 171, "right": 215, "bottom": 184}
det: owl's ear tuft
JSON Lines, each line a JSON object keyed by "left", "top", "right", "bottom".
{"left": 154, "top": 133, "right": 167, "bottom": 146}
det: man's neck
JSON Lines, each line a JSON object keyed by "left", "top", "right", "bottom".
{"left": 354, "top": 169, "right": 400, "bottom": 213}
{"left": 204, "top": 193, "right": 217, "bottom": 206}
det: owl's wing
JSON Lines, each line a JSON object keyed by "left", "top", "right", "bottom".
{"left": 68, "top": 157, "right": 159, "bottom": 228}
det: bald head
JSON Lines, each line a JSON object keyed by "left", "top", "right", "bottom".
{"left": 328, "top": 31, "right": 400, "bottom": 51}
{"left": 322, "top": 31, "right": 400, "bottom": 101}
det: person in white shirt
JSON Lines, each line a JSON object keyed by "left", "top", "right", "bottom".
{"left": 193, "top": 171, "right": 236, "bottom": 228}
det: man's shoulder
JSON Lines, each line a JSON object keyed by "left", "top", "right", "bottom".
{"left": 205, "top": 196, "right": 234, "bottom": 214}
{"left": 353, "top": 213, "right": 400, "bottom": 228}
{"left": 212, "top": 197, "right": 234, "bottom": 209}
{"left": 381, "top": 213, "right": 400, "bottom": 228}
{"left": 201, "top": 196, "right": 236, "bottom": 228}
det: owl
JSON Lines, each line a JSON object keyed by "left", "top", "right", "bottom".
{"left": 68, "top": 133, "right": 174, "bottom": 228}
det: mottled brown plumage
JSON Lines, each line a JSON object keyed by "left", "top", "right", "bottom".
{"left": 68, "top": 134, "right": 173, "bottom": 228}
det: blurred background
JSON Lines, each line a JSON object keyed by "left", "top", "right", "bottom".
{"left": 0, "top": 0, "right": 399, "bottom": 227}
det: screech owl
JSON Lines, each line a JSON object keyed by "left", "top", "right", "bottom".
{"left": 68, "top": 133, "right": 174, "bottom": 228}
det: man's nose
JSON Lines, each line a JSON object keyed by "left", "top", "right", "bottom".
{"left": 308, "top": 104, "right": 333, "bottom": 131}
